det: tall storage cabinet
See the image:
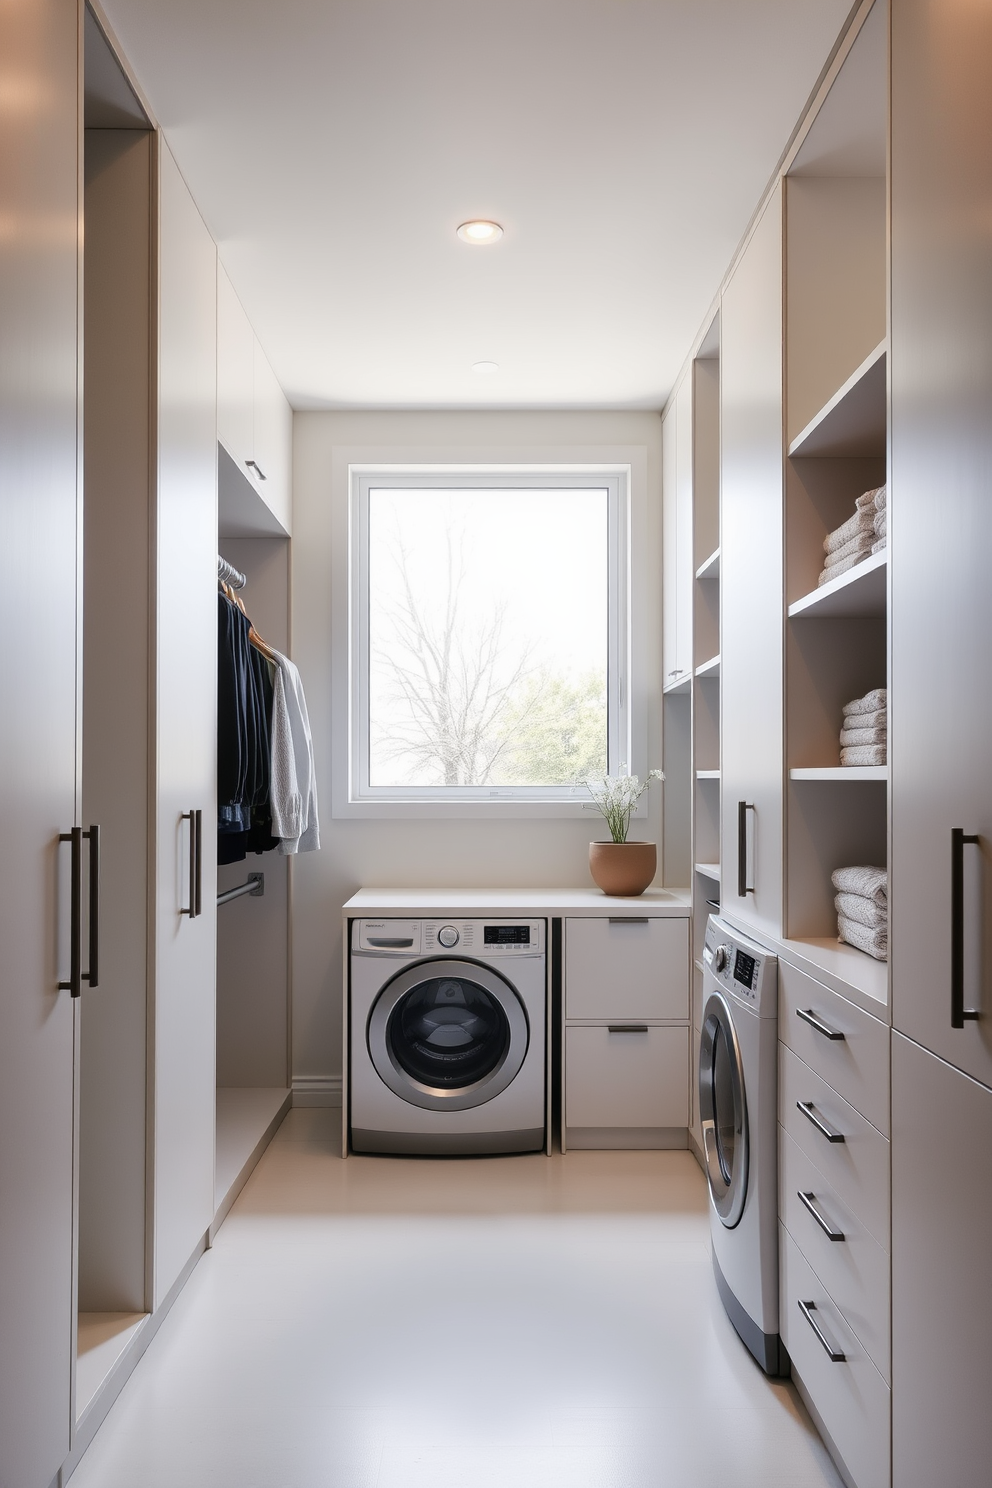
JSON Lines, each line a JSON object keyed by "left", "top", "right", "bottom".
{"left": 720, "top": 186, "right": 784, "bottom": 940}
{"left": 0, "top": 1, "right": 80, "bottom": 1483}
{"left": 152, "top": 142, "right": 219, "bottom": 1308}
{"left": 889, "top": 0, "right": 992, "bottom": 1479}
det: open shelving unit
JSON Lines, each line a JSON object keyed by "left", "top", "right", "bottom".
{"left": 695, "top": 653, "right": 721, "bottom": 679}
{"left": 784, "top": 124, "right": 889, "bottom": 991}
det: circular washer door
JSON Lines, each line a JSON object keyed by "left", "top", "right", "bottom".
{"left": 368, "top": 958, "right": 529, "bottom": 1112}
{"left": 698, "top": 990, "right": 749, "bottom": 1228}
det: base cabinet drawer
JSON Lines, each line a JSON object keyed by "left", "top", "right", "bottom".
{"left": 780, "top": 1044, "right": 890, "bottom": 1248}
{"left": 780, "top": 1130, "right": 890, "bottom": 1382}
{"left": 781, "top": 1227, "right": 890, "bottom": 1488}
{"left": 564, "top": 917, "right": 689, "bottom": 1020}
{"left": 565, "top": 1025, "right": 688, "bottom": 1135}
{"left": 780, "top": 963, "right": 890, "bottom": 1134}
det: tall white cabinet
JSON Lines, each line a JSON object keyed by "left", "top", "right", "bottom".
{"left": 0, "top": 2, "right": 80, "bottom": 1483}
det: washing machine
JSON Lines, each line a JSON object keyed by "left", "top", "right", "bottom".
{"left": 349, "top": 917, "right": 546, "bottom": 1155}
{"left": 699, "top": 915, "right": 786, "bottom": 1375}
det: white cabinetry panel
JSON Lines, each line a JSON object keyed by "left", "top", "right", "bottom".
{"left": 779, "top": 962, "right": 889, "bottom": 1135}
{"left": 153, "top": 143, "right": 218, "bottom": 1308}
{"left": 891, "top": 1034, "right": 992, "bottom": 1488}
{"left": 0, "top": 1, "right": 78, "bottom": 1479}
{"left": 720, "top": 187, "right": 784, "bottom": 939}
{"left": 564, "top": 916, "right": 688, "bottom": 1021}
{"left": 252, "top": 341, "right": 292, "bottom": 534}
{"left": 662, "top": 375, "right": 693, "bottom": 690}
{"left": 565, "top": 1026, "right": 688, "bottom": 1131}
{"left": 217, "top": 264, "right": 253, "bottom": 477}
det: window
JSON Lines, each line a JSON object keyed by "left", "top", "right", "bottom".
{"left": 349, "top": 467, "right": 630, "bottom": 806}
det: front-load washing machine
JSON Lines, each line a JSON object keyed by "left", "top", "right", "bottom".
{"left": 349, "top": 917, "right": 546, "bottom": 1155}
{"left": 699, "top": 915, "right": 786, "bottom": 1375}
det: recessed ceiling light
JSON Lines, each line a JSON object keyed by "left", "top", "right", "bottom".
{"left": 472, "top": 361, "right": 499, "bottom": 374}
{"left": 457, "top": 220, "right": 503, "bottom": 245}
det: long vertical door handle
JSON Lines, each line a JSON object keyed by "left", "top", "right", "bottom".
{"left": 738, "top": 801, "right": 755, "bottom": 897}
{"left": 951, "top": 827, "right": 981, "bottom": 1027}
{"left": 83, "top": 825, "right": 100, "bottom": 988}
{"left": 182, "top": 809, "right": 201, "bottom": 919}
{"left": 59, "top": 826, "right": 82, "bottom": 996}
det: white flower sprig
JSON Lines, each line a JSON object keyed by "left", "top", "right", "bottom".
{"left": 586, "top": 767, "right": 664, "bottom": 844}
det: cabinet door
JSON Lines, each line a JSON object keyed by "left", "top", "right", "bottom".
{"left": 674, "top": 374, "right": 694, "bottom": 678}
{"left": 889, "top": 0, "right": 992, "bottom": 1088}
{"left": 153, "top": 143, "right": 217, "bottom": 1307}
{"left": 720, "top": 187, "right": 784, "bottom": 939}
{"left": 252, "top": 340, "right": 292, "bottom": 535}
{"left": 892, "top": 1034, "right": 992, "bottom": 1488}
{"left": 0, "top": 2, "right": 79, "bottom": 1482}
{"left": 566, "top": 1026, "right": 688, "bottom": 1130}
{"left": 216, "top": 262, "right": 254, "bottom": 477}
{"left": 564, "top": 917, "right": 689, "bottom": 1020}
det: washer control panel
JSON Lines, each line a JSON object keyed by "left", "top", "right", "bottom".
{"left": 701, "top": 914, "right": 776, "bottom": 1013}
{"left": 355, "top": 919, "right": 545, "bottom": 956}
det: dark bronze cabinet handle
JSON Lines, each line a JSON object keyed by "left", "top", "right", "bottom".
{"left": 59, "top": 824, "right": 99, "bottom": 994}
{"left": 738, "top": 800, "right": 755, "bottom": 897}
{"left": 182, "top": 809, "right": 202, "bottom": 919}
{"left": 951, "top": 827, "right": 981, "bottom": 1028}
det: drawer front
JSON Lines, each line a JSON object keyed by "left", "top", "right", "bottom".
{"left": 565, "top": 916, "right": 689, "bottom": 1020}
{"left": 565, "top": 1025, "right": 688, "bottom": 1129}
{"left": 780, "top": 962, "right": 890, "bottom": 1134}
{"left": 780, "top": 1130, "right": 890, "bottom": 1382}
{"left": 780, "top": 1045, "right": 890, "bottom": 1248}
{"left": 781, "top": 1227, "right": 891, "bottom": 1488}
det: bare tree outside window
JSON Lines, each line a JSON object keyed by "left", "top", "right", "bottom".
{"left": 368, "top": 488, "right": 609, "bottom": 789}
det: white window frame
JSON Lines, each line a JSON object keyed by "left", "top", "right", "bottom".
{"left": 343, "top": 463, "right": 636, "bottom": 816}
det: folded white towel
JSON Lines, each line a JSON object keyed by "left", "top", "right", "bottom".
{"left": 841, "top": 743, "right": 886, "bottom": 765}
{"left": 856, "top": 484, "right": 887, "bottom": 512}
{"left": 843, "top": 688, "right": 887, "bottom": 717}
{"left": 825, "top": 508, "right": 876, "bottom": 554}
{"left": 818, "top": 548, "right": 873, "bottom": 586}
{"left": 842, "top": 708, "right": 886, "bottom": 729}
{"left": 871, "top": 536, "right": 887, "bottom": 554}
{"left": 832, "top": 865, "right": 888, "bottom": 903}
{"left": 835, "top": 891, "right": 888, "bottom": 929}
{"left": 838, "top": 913, "right": 888, "bottom": 961}
{"left": 840, "top": 724, "right": 887, "bottom": 747}
{"left": 873, "top": 509, "right": 887, "bottom": 537}
{"left": 824, "top": 532, "right": 875, "bottom": 569}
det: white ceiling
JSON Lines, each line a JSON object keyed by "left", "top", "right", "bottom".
{"left": 100, "top": 0, "right": 854, "bottom": 411}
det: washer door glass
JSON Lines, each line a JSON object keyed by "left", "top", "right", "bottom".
{"left": 699, "top": 991, "right": 749, "bottom": 1228}
{"left": 368, "top": 958, "right": 530, "bottom": 1112}
{"left": 389, "top": 976, "right": 509, "bottom": 1089}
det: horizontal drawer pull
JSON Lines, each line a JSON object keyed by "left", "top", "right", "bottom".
{"left": 798, "top": 1189, "right": 846, "bottom": 1242}
{"left": 608, "top": 1024, "right": 649, "bottom": 1034}
{"left": 798, "top": 1299, "right": 846, "bottom": 1362}
{"left": 796, "top": 1007, "right": 846, "bottom": 1041}
{"left": 797, "top": 1100, "right": 846, "bottom": 1143}
{"left": 607, "top": 917, "right": 650, "bottom": 924}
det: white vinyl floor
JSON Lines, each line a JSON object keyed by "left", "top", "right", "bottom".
{"left": 69, "top": 1111, "right": 843, "bottom": 1488}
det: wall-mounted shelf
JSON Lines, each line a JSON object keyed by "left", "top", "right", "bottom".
{"left": 695, "top": 548, "right": 720, "bottom": 580}
{"left": 790, "top": 766, "right": 887, "bottom": 781}
{"left": 694, "top": 862, "right": 721, "bottom": 882}
{"left": 789, "top": 550, "right": 886, "bottom": 619}
{"left": 695, "top": 654, "right": 721, "bottom": 679}
{"left": 696, "top": 769, "right": 720, "bottom": 780}
{"left": 788, "top": 341, "right": 887, "bottom": 458}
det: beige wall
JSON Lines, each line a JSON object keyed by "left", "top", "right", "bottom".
{"left": 290, "top": 410, "right": 663, "bottom": 1097}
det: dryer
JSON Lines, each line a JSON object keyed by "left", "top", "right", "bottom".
{"left": 699, "top": 915, "right": 786, "bottom": 1375}
{"left": 349, "top": 917, "right": 546, "bottom": 1155}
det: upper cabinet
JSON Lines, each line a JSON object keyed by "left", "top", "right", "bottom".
{"left": 217, "top": 264, "right": 292, "bottom": 536}
{"left": 662, "top": 373, "right": 693, "bottom": 693}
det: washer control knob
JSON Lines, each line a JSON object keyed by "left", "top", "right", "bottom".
{"left": 438, "top": 925, "right": 459, "bottom": 948}
{"left": 714, "top": 944, "right": 729, "bottom": 973}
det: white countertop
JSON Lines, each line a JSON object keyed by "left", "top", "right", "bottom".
{"left": 342, "top": 886, "right": 691, "bottom": 918}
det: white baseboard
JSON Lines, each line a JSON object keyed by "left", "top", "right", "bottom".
{"left": 292, "top": 1075, "right": 342, "bottom": 1108}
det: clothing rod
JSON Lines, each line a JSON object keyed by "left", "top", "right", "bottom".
{"left": 218, "top": 554, "right": 246, "bottom": 590}
{"left": 216, "top": 872, "right": 264, "bottom": 907}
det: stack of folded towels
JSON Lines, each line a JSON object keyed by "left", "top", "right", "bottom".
{"left": 840, "top": 687, "right": 887, "bottom": 766}
{"left": 832, "top": 864, "right": 888, "bottom": 961}
{"left": 817, "top": 484, "right": 887, "bottom": 586}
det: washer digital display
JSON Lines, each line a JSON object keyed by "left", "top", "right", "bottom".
{"left": 734, "top": 949, "right": 756, "bottom": 989}
{"left": 484, "top": 925, "right": 530, "bottom": 944}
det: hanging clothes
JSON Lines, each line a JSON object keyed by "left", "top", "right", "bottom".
{"left": 269, "top": 650, "right": 320, "bottom": 854}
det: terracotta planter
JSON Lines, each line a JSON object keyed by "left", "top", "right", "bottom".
{"left": 588, "top": 840, "right": 657, "bottom": 897}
